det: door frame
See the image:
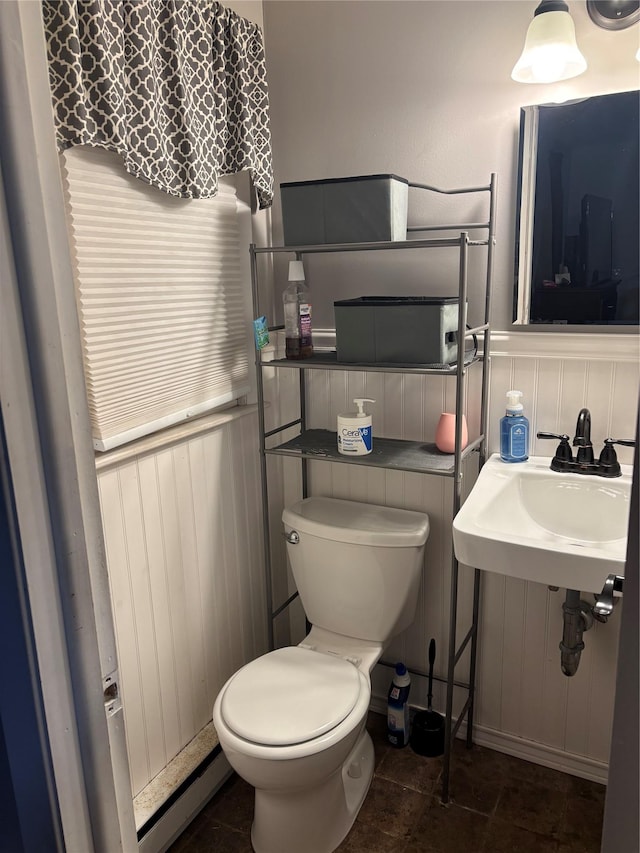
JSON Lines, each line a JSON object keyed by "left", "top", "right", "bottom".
{"left": 0, "top": 3, "right": 136, "bottom": 850}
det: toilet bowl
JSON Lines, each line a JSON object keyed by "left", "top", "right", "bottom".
{"left": 213, "top": 497, "right": 430, "bottom": 853}
{"left": 213, "top": 641, "right": 376, "bottom": 853}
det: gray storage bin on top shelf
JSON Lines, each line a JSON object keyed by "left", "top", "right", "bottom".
{"left": 280, "top": 174, "right": 408, "bottom": 245}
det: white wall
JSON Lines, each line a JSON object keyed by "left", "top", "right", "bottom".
{"left": 227, "top": 0, "right": 263, "bottom": 27}
{"left": 260, "top": 0, "right": 640, "bottom": 781}
{"left": 262, "top": 0, "right": 639, "bottom": 330}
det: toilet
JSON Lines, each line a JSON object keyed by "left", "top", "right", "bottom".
{"left": 213, "top": 496, "right": 429, "bottom": 853}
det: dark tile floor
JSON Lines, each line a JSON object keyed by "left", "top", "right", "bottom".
{"left": 169, "top": 712, "right": 605, "bottom": 853}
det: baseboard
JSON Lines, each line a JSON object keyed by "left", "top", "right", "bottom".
{"left": 137, "top": 752, "right": 233, "bottom": 853}
{"left": 459, "top": 723, "right": 608, "bottom": 785}
{"left": 369, "top": 694, "right": 608, "bottom": 785}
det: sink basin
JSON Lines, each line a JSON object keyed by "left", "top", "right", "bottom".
{"left": 452, "top": 454, "right": 632, "bottom": 593}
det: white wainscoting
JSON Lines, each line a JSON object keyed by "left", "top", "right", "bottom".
{"left": 96, "top": 406, "right": 267, "bottom": 802}
{"left": 275, "top": 332, "right": 638, "bottom": 782}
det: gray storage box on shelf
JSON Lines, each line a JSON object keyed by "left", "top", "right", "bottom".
{"left": 334, "top": 296, "right": 464, "bottom": 365}
{"left": 280, "top": 174, "right": 408, "bottom": 245}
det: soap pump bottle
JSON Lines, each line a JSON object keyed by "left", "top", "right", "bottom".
{"left": 283, "top": 260, "right": 313, "bottom": 359}
{"left": 500, "top": 390, "right": 529, "bottom": 463}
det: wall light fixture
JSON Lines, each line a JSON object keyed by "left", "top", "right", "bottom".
{"left": 513, "top": 1, "right": 640, "bottom": 83}
{"left": 511, "top": 1, "right": 588, "bottom": 84}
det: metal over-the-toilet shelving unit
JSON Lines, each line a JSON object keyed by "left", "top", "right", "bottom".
{"left": 249, "top": 174, "right": 497, "bottom": 804}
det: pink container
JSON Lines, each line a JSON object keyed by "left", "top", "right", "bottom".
{"left": 435, "top": 413, "right": 468, "bottom": 454}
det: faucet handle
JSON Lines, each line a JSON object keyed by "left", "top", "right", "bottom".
{"left": 597, "top": 438, "right": 636, "bottom": 478}
{"left": 537, "top": 432, "right": 572, "bottom": 471}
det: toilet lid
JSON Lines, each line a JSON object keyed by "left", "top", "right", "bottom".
{"left": 221, "top": 647, "right": 362, "bottom": 746}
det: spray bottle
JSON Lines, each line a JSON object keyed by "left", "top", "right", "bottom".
{"left": 500, "top": 390, "right": 529, "bottom": 463}
{"left": 337, "top": 398, "right": 374, "bottom": 455}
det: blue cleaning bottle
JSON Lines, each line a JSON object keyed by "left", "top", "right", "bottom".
{"left": 500, "top": 390, "right": 529, "bottom": 463}
{"left": 387, "top": 663, "right": 411, "bottom": 747}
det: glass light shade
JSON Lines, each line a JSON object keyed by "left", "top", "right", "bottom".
{"left": 511, "top": 10, "right": 587, "bottom": 83}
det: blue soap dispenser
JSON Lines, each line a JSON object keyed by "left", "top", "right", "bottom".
{"left": 500, "top": 390, "right": 529, "bottom": 463}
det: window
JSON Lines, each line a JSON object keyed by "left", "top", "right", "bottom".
{"left": 61, "top": 146, "right": 250, "bottom": 451}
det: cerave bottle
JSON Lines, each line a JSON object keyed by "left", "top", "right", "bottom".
{"left": 337, "top": 398, "right": 374, "bottom": 455}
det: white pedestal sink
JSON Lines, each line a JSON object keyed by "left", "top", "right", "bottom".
{"left": 452, "top": 454, "right": 632, "bottom": 593}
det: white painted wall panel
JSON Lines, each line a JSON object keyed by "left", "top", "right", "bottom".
{"left": 97, "top": 410, "right": 267, "bottom": 798}
{"left": 98, "top": 467, "right": 151, "bottom": 794}
{"left": 520, "top": 583, "right": 551, "bottom": 746}
{"left": 136, "top": 455, "right": 183, "bottom": 768}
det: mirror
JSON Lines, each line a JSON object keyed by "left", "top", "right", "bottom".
{"left": 513, "top": 90, "right": 639, "bottom": 326}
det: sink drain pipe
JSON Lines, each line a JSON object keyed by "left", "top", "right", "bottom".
{"left": 559, "top": 589, "right": 594, "bottom": 677}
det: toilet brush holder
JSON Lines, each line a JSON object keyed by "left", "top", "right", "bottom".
{"left": 410, "top": 709, "right": 445, "bottom": 757}
{"left": 410, "top": 638, "right": 445, "bottom": 756}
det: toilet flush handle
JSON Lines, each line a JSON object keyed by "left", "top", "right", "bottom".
{"left": 284, "top": 530, "right": 299, "bottom": 545}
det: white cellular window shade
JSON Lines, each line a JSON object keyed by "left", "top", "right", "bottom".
{"left": 61, "top": 146, "right": 250, "bottom": 452}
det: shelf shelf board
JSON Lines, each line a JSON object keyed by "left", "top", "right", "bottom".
{"left": 265, "top": 428, "right": 474, "bottom": 476}
{"left": 263, "top": 351, "right": 482, "bottom": 375}
{"left": 252, "top": 236, "right": 471, "bottom": 255}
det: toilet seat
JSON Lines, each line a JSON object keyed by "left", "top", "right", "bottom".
{"left": 221, "top": 647, "right": 362, "bottom": 747}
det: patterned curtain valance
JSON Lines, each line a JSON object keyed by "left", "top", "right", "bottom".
{"left": 43, "top": 0, "right": 274, "bottom": 208}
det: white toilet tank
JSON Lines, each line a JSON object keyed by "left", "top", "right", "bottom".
{"left": 282, "top": 497, "right": 429, "bottom": 643}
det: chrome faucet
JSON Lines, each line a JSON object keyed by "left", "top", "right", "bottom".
{"left": 537, "top": 408, "right": 635, "bottom": 477}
